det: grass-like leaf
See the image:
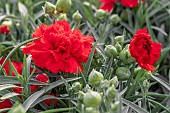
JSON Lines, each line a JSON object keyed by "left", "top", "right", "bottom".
{"left": 122, "top": 98, "right": 148, "bottom": 113}
{"left": 23, "top": 77, "right": 80, "bottom": 112}
{"left": 40, "top": 107, "right": 75, "bottom": 113}
{"left": 151, "top": 74, "right": 170, "bottom": 91}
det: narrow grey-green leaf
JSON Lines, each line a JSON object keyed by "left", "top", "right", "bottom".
{"left": 151, "top": 74, "right": 170, "bottom": 91}
{"left": 0, "top": 84, "right": 20, "bottom": 91}
{"left": 23, "top": 77, "right": 80, "bottom": 112}
{"left": 1, "top": 38, "right": 37, "bottom": 69}
{"left": 0, "top": 92, "right": 20, "bottom": 100}
{"left": 122, "top": 98, "right": 148, "bottom": 113}
{"left": 40, "top": 107, "right": 75, "bottom": 113}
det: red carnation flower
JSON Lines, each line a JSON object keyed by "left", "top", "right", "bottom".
{"left": 0, "top": 25, "right": 10, "bottom": 35}
{"left": 0, "top": 58, "right": 23, "bottom": 76}
{"left": 44, "top": 93, "right": 58, "bottom": 107}
{"left": 100, "top": 0, "right": 116, "bottom": 12}
{"left": 23, "top": 20, "right": 94, "bottom": 74}
{"left": 0, "top": 99, "right": 12, "bottom": 110}
{"left": 120, "top": 0, "right": 138, "bottom": 8}
{"left": 120, "top": 0, "right": 144, "bottom": 8}
{"left": 0, "top": 58, "right": 48, "bottom": 93}
{"left": 31, "top": 74, "right": 49, "bottom": 92}
{"left": 129, "top": 28, "right": 162, "bottom": 71}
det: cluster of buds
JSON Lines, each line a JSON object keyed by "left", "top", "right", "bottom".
{"left": 71, "top": 69, "right": 119, "bottom": 112}
{"left": 95, "top": 9, "right": 121, "bottom": 25}
{"left": 43, "top": 0, "right": 82, "bottom": 22}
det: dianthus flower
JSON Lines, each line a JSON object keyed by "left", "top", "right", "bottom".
{"left": 129, "top": 28, "right": 162, "bottom": 71}
{"left": 0, "top": 98, "right": 12, "bottom": 110}
{"left": 0, "top": 25, "right": 10, "bottom": 35}
{"left": 120, "top": 0, "right": 138, "bottom": 8}
{"left": 100, "top": 0, "right": 116, "bottom": 12}
{"left": 0, "top": 58, "right": 49, "bottom": 93}
{"left": 23, "top": 20, "right": 94, "bottom": 74}
{"left": 100, "top": 0, "right": 144, "bottom": 12}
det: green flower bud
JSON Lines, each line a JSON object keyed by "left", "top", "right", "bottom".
{"left": 83, "top": 90, "right": 102, "bottom": 107}
{"left": 56, "top": 0, "right": 72, "bottom": 13}
{"left": 119, "top": 44, "right": 134, "bottom": 64}
{"left": 115, "top": 67, "right": 131, "bottom": 80}
{"left": 114, "top": 36, "right": 125, "bottom": 46}
{"left": 110, "top": 14, "right": 121, "bottom": 25}
{"left": 44, "top": 1, "right": 56, "bottom": 15}
{"left": 99, "top": 79, "right": 110, "bottom": 90}
{"left": 72, "top": 10, "right": 82, "bottom": 22}
{"left": 84, "top": 84, "right": 91, "bottom": 92}
{"left": 111, "top": 101, "right": 119, "bottom": 111}
{"left": 88, "top": 69, "right": 104, "bottom": 86}
{"left": 109, "top": 76, "right": 119, "bottom": 88}
{"left": 78, "top": 91, "right": 85, "bottom": 101}
{"left": 106, "top": 85, "right": 117, "bottom": 99}
{"left": 104, "top": 45, "right": 118, "bottom": 58}
{"left": 95, "top": 9, "right": 107, "bottom": 20}
{"left": 115, "top": 42, "right": 122, "bottom": 53}
{"left": 134, "top": 67, "right": 141, "bottom": 78}
{"left": 85, "top": 107, "right": 99, "bottom": 113}
{"left": 72, "top": 82, "right": 82, "bottom": 92}
{"left": 143, "top": 80, "right": 150, "bottom": 92}
{"left": 57, "top": 13, "right": 67, "bottom": 20}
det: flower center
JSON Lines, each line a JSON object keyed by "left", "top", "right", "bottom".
{"left": 143, "top": 43, "right": 151, "bottom": 54}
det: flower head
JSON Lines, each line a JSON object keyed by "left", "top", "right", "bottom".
{"left": 120, "top": 0, "right": 138, "bottom": 8}
{"left": 44, "top": 93, "right": 58, "bottom": 107}
{"left": 129, "top": 28, "right": 162, "bottom": 71}
{"left": 0, "top": 99, "right": 12, "bottom": 109}
{"left": 100, "top": 0, "right": 116, "bottom": 12}
{"left": 0, "top": 58, "right": 23, "bottom": 76}
{"left": 23, "top": 20, "right": 94, "bottom": 74}
{"left": 0, "top": 25, "right": 10, "bottom": 35}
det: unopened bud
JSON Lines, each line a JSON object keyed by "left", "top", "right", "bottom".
{"left": 88, "top": 69, "right": 104, "bottom": 86}
{"left": 106, "top": 85, "right": 117, "bottom": 99}
{"left": 56, "top": 0, "right": 72, "bottom": 13}
{"left": 119, "top": 44, "right": 134, "bottom": 64}
{"left": 111, "top": 101, "right": 119, "bottom": 111}
{"left": 78, "top": 91, "right": 85, "bottom": 101}
{"left": 116, "top": 67, "right": 131, "bottom": 80}
{"left": 72, "top": 82, "right": 82, "bottom": 92}
{"left": 95, "top": 9, "right": 107, "bottom": 20}
{"left": 72, "top": 10, "right": 82, "bottom": 22}
{"left": 143, "top": 80, "right": 150, "bottom": 92}
{"left": 57, "top": 13, "right": 67, "bottom": 20}
{"left": 109, "top": 76, "right": 119, "bottom": 88}
{"left": 85, "top": 107, "right": 99, "bottom": 113}
{"left": 104, "top": 45, "right": 118, "bottom": 58}
{"left": 114, "top": 35, "right": 125, "bottom": 46}
{"left": 100, "top": 80, "right": 109, "bottom": 90}
{"left": 44, "top": 1, "right": 56, "bottom": 15}
{"left": 115, "top": 42, "right": 122, "bottom": 53}
{"left": 110, "top": 14, "right": 121, "bottom": 25}
{"left": 83, "top": 90, "right": 102, "bottom": 107}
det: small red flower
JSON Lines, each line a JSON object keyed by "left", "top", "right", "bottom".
{"left": 120, "top": 0, "right": 138, "bottom": 8}
{"left": 0, "top": 58, "right": 23, "bottom": 76}
{"left": 0, "top": 99, "right": 12, "bottom": 110}
{"left": 44, "top": 93, "right": 58, "bottom": 107}
{"left": 31, "top": 74, "right": 49, "bottom": 92}
{"left": 0, "top": 25, "right": 10, "bottom": 35}
{"left": 0, "top": 58, "right": 48, "bottom": 93}
{"left": 100, "top": 0, "right": 116, "bottom": 12}
{"left": 129, "top": 28, "right": 162, "bottom": 71}
{"left": 23, "top": 20, "right": 94, "bottom": 74}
